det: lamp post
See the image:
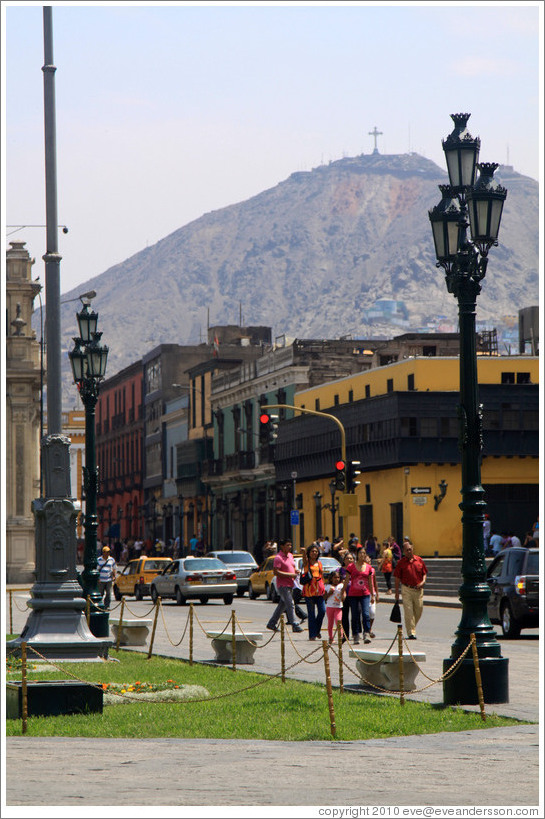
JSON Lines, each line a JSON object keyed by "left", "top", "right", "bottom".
{"left": 177, "top": 494, "right": 185, "bottom": 556}
{"left": 429, "top": 113, "right": 508, "bottom": 704}
{"left": 107, "top": 503, "right": 113, "bottom": 549}
{"left": 127, "top": 500, "right": 133, "bottom": 539}
{"left": 69, "top": 301, "right": 109, "bottom": 637}
{"left": 313, "top": 491, "right": 322, "bottom": 539}
{"left": 328, "top": 480, "right": 337, "bottom": 540}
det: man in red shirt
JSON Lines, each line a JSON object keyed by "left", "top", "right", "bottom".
{"left": 393, "top": 539, "right": 427, "bottom": 639}
{"left": 266, "top": 539, "right": 304, "bottom": 633}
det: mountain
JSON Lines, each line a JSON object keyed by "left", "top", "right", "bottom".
{"left": 56, "top": 151, "right": 538, "bottom": 404}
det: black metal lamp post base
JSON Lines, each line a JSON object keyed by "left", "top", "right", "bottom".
{"left": 443, "top": 656, "right": 509, "bottom": 704}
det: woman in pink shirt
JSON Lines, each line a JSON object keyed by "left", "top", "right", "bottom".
{"left": 346, "top": 546, "right": 374, "bottom": 644}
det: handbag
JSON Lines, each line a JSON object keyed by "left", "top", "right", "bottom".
{"left": 389, "top": 601, "right": 402, "bottom": 623}
{"left": 300, "top": 571, "right": 312, "bottom": 585}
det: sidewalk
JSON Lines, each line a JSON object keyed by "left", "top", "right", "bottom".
{"left": 4, "top": 587, "right": 540, "bottom": 810}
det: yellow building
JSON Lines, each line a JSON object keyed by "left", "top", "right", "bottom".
{"left": 275, "top": 355, "right": 539, "bottom": 557}
{"left": 62, "top": 409, "right": 86, "bottom": 539}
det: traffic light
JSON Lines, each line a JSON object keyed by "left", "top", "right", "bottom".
{"left": 334, "top": 459, "right": 346, "bottom": 491}
{"left": 269, "top": 413, "right": 279, "bottom": 442}
{"left": 259, "top": 412, "right": 280, "bottom": 445}
{"left": 259, "top": 412, "right": 271, "bottom": 444}
{"left": 347, "top": 460, "right": 361, "bottom": 493}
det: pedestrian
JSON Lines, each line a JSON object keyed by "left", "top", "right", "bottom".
{"left": 483, "top": 514, "right": 491, "bottom": 555}
{"left": 339, "top": 551, "right": 353, "bottom": 642}
{"left": 321, "top": 535, "right": 332, "bottom": 555}
{"left": 266, "top": 540, "right": 304, "bottom": 634}
{"left": 324, "top": 569, "right": 348, "bottom": 644}
{"left": 523, "top": 531, "right": 538, "bottom": 548}
{"left": 345, "top": 546, "right": 374, "bottom": 644}
{"left": 379, "top": 540, "right": 394, "bottom": 594}
{"left": 97, "top": 545, "right": 117, "bottom": 610}
{"left": 364, "top": 551, "right": 379, "bottom": 637}
{"left": 389, "top": 536, "right": 402, "bottom": 567}
{"left": 330, "top": 536, "right": 345, "bottom": 563}
{"left": 489, "top": 530, "right": 503, "bottom": 556}
{"left": 365, "top": 534, "right": 378, "bottom": 561}
{"left": 510, "top": 531, "right": 522, "bottom": 548}
{"left": 301, "top": 544, "right": 326, "bottom": 640}
{"left": 393, "top": 539, "right": 428, "bottom": 640}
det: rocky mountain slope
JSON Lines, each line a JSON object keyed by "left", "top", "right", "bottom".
{"left": 56, "top": 151, "right": 538, "bottom": 403}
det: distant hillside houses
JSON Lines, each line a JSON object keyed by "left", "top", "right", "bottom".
{"left": 363, "top": 299, "right": 409, "bottom": 326}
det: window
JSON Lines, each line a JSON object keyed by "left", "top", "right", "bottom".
{"left": 420, "top": 418, "right": 437, "bottom": 437}
{"left": 422, "top": 346, "right": 437, "bottom": 356}
{"left": 365, "top": 484, "right": 371, "bottom": 503}
{"left": 348, "top": 390, "right": 354, "bottom": 403}
{"left": 441, "top": 417, "right": 457, "bottom": 436}
{"left": 488, "top": 555, "right": 505, "bottom": 579}
{"left": 401, "top": 417, "right": 418, "bottom": 436}
{"left": 315, "top": 398, "right": 320, "bottom": 411}
{"left": 516, "top": 372, "right": 531, "bottom": 384}
{"left": 501, "top": 372, "right": 515, "bottom": 384}
{"left": 482, "top": 411, "right": 500, "bottom": 430}
{"left": 334, "top": 394, "right": 339, "bottom": 406}
{"left": 523, "top": 411, "right": 539, "bottom": 430}
{"left": 365, "top": 385, "right": 371, "bottom": 399}
{"left": 387, "top": 378, "right": 394, "bottom": 393}
{"left": 408, "top": 374, "right": 415, "bottom": 391}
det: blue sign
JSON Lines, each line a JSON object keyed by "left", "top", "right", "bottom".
{"left": 290, "top": 510, "right": 300, "bottom": 526}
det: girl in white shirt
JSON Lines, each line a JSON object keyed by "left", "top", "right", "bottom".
{"left": 324, "top": 570, "right": 348, "bottom": 643}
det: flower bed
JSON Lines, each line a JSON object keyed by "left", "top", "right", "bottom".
{"left": 101, "top": 680, "right": 209, "bottom": 705}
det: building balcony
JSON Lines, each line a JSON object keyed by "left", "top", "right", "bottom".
{"left": 202, "top": 459, "right": 224, "bottom": 477}
{"left": 225, "top": 451, "right": 255, "bottom": 472}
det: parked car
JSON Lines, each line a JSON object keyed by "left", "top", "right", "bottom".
{"left": 150, "top": 557, "right": 237, "bottom": 605}
{"left": 248, "top": 556, "right": 276, "bottom": 599}
{"left": 113, "top": 557, "right": 172, "bottom": 601}
{"left": 207, "top": 551, "right": 258, "bottom": 596}
{"left": 270, "top": 555, "right": 343, "bottom": 602}
{"left": 486, "top": 547, "right": 539, "bottom": 637}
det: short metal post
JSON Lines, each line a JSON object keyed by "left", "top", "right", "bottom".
{"left": 397, "top": 625, "right": 405, "bottom": 706}
{"left": 231, "top": 610, "right": 236, "bottom": 672}
{"left": 280, "top": 614, "right": 286, "bottom": 683}
{"left": 337, "top": 622, "right": 344, "bottom": 694}
{"left": 115, "top": 597, "right": 125, "bottom": 651}
{"left": 21, "top": 641, "right": 28, "bottom": 735}
{"left": 147, "top": 597, "right": 160, "bottom": 659}
{"left": 322, "top": 640, "right": 336, "bottom": 737}
{"left": 85, "top": 595, "right": 91, "bottom": 626}
{"left": 471, "top": 633, "right": 487, "bottom": 721}
{"left": 189, "top": 603, "right": 194, "bottom": 666}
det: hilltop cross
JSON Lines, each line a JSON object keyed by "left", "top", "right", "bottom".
{"left": 369, "top": 126, "right": 383, "bottom": 154}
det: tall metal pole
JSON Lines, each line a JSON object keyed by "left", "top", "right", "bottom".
{"left": 7, "top": 7, "right": 110, "bottom": 660}
{"left": 42, "top": 6, "right": 62, "bottom": 435}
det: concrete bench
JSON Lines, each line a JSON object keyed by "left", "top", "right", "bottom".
{"left": 206, "top": 631, "right": 263, "bottom": 664}
{"left": 349, "top": 647, "right": 426, "bottom": 691}
{"left": 110, "top": 618, "right": 153, "bottom": 647}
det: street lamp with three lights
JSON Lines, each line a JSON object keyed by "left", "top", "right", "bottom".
{"left": 429, "top": 113, "right": 508, "bottom": 704}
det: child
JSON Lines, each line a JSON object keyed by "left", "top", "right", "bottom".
{"left": 324, "top": 570, "right": 348, "bottom": 644}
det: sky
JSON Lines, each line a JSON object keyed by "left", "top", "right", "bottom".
{"left": 2, "top": 1, "right": 542, "bottom": 296}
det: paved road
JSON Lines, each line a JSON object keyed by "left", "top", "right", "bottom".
{"left": 5, "top": 588, "right": 541, "bottom": 811}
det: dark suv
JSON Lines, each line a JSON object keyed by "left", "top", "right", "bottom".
{"left": 486, "top": 547, "right": 539, "bottom": 638}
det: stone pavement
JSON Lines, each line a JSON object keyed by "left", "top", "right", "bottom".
{"left": 4, "top": 588, "right": 541, "bottom": 811}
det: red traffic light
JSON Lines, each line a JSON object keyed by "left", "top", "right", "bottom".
{"left": 335, "top": 460, "right": 345, "bottom": 471}
{"left": 260, "top": 413, "right": 270, "bottom": 425}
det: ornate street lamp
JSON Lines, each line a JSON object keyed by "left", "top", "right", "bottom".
{"left": 429, "top": 113, "right": 508, "bottom": 704}
{"left": 177, "top": 493, "right": 185, "bottom": 556}
{"left": 69, "top": 304, "right": 109, "bottom": 637}
{"left": 313, "top": 491, "right": 322, "bottom": 539}
{"left": 328, "top": 480, "right": 338, "bottom": 541}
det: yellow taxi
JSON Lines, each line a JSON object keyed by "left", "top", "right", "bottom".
{"left": 113, "top": 557, "right": 172, "bottom": 601}
{"left": 248, "top": 556, "right": 276, "bottom": 599}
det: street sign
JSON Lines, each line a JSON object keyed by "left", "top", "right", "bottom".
{"left": 290, "top": 510, "right": 300, "bottom": 525}
{"left": 338, "top": 494, "right": 358, "bottom": 516}
{"left": 411, "top": 487, "right": 431, "bottom": 494}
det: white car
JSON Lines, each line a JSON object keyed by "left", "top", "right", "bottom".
{"left": 150, "top": 557, "right": 237, "bottom": 605}
{"left": 206, "top": 551, "right": 258, "bottom": 597}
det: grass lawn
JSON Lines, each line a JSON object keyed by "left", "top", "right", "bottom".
{"left": 5, "top": 646, "right": 524, "bottom": 741}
